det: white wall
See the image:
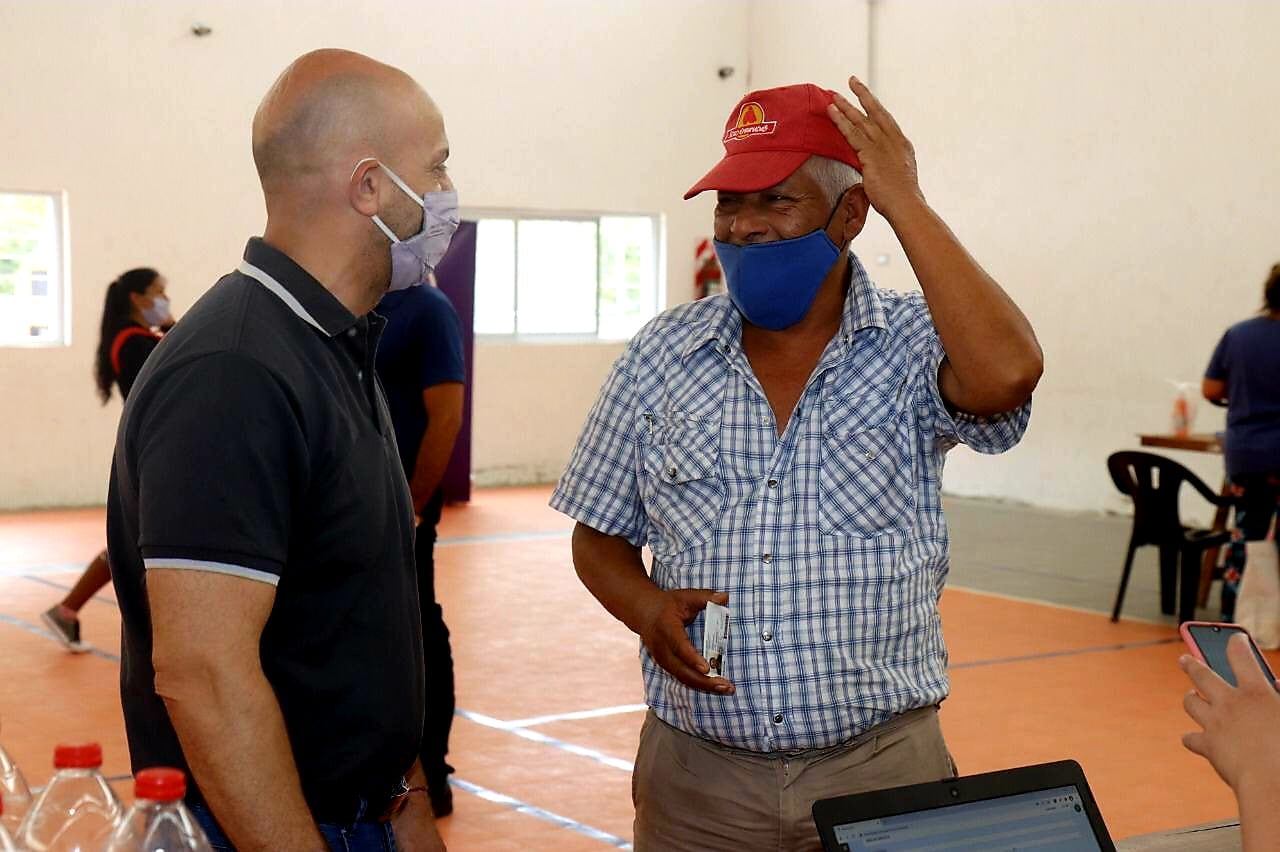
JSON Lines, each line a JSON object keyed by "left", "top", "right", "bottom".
{"left": 748, "top": 0, "right": 870, "bottom": 90}
{"left": 841, "top": 0, "right": 1278, "bottom": 516}
{"left": 0, "top": 0, "right": 748, "bottom": 508}
{"left": 4, "top": 0, "right": 1277, "bottom": 517}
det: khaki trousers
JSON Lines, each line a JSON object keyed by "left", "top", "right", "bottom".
{"left": 632, "top": 707, "right": 956, "bottom": 852}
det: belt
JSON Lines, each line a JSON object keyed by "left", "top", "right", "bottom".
{"left": 308, "top": 779, "right": 406, "bottom": 825}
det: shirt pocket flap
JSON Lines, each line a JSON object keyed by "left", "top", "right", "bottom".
{"left": 824, "top": 392, "right": 895, "bottom": 438}
{"left": 646, "top": 439, "right": 718, "bottom": 485}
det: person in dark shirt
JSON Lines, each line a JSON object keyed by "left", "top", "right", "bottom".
{"left": 1203, "top": 263, "right": 1280, "bottom": 620}
{"left": 41, "top": 267, "right": 173, "bottom": 652}
{"left": 107, "top": 49, "right": 452, "bottom": 851}
{"left": 375, "top": 280, "right": 465, "bottom": 817}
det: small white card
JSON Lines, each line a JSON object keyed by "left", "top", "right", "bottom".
{"left": 703, "top": 601, "right": 730, "bottom": 679}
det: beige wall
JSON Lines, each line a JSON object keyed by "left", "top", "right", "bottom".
{"left": 3, "top": 1, "right": 1277, "bottom": 517}
{"left": 0, "top": 0, "right": 748, "bottom": 509}
{"left": 846, "top": 0, "right": 1280, "bottom": 516}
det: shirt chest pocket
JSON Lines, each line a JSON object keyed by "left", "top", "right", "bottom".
{"left": 818, "top": 392, "right": 916, "bottom": 537}
{"left": 638, "top": 411, "right": 724, "bottom": 558}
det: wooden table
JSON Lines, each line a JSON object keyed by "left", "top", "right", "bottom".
{"left": 1138, "top": 433, "right": 1223, "bottom": 454}
{"left": 1137, "top": 433, "right": 1229, "bottom": 608}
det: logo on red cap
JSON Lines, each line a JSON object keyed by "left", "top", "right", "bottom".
{"left": 724, "top": 102, "right": 777, "bottom": 144}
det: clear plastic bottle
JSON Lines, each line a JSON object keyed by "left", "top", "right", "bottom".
{"left": 0, "top": 723, "right": 33, "bottom": 832}
{"left": 0, "top": 795, "right": 18, "bottom": 852}
{"left": 15, "top": 742, "right": 123, "bottom": 852}
{"left": 105, "top": 768, "right": 210, "bottom": 852}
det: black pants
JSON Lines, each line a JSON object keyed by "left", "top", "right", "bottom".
{"left": 1221, "top": 472, "right": 1280, "bottom": 621}
{"left": 415, "top": 521, "right": 455, "bottom": 788}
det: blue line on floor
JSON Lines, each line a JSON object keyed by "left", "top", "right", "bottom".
{"left": 0, "top": 612, "right": 120, "bottom": 663}
{"left": 450, "top": 777, "right": 632, "bottom": 849}
{"left": 952, "top": 637, "right": 1180, "bottom": 669}
{"left": 19, "top": 575, "right": 119, "bottom": 608}
{"left": 455, "top": 709, "right": 635, "bottom": 772}
{"left": 434, "top": 529, "right": 573, "bottom": 548}
{"left": 0, "top": 561, "right": 86, "bottom": 578}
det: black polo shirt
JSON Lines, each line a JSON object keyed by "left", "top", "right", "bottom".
{"left": 107, "top": 238, "right": 424, "bottom": 819}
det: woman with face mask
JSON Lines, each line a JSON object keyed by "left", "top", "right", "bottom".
{"left": 41, "top": 267, "right": 176, "bottom": 652}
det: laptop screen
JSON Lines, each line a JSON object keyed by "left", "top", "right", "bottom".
{"left": 831, "top": 784, "right": 1103, "bottom": 852}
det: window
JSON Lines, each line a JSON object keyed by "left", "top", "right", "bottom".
{"left": 472, "top": 213, "right": 662, "bottom": 340}
{"left": 0, "top": 191, "right": 69, "bottom": 347}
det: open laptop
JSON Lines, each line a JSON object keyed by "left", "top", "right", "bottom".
{"left": 813, "top": 760, "right": 1115, "bottom": 852}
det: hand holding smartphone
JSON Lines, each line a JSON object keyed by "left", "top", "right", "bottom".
{"left": 1180, "top": 621, "right": 1279, "bottom": 690}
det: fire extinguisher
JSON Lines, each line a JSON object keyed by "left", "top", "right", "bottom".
{"left": 694, "top": 238, "right": 723, "bottom": 300}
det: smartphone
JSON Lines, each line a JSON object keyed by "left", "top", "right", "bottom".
{"left": 1180, "top": 621, "right": 1278, "bottom": 689}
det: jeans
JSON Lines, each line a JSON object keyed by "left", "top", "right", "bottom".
{"left": 190, "top": 802, "right": 397, "bottom": 852}
{"left": 1221, "top": 472, "right": 1280, "bottom": 620}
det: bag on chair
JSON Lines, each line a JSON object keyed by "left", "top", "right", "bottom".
{"left": 1235, "top": 523, "right": 1280, "bottom": 649}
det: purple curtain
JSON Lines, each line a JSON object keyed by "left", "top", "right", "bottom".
{"left": 434, "top": 221, "right": 476, "bottom": 503}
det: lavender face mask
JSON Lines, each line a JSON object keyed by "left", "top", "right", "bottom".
{"left": 355, "top": 158, "right": 459, "bottom": 291}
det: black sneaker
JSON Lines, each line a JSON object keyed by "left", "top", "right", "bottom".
{"left": 41, "top": 606, "right": 89, "bottom": 653}
{"left": 429, "top": 782, "right": 453, "bottom": 818}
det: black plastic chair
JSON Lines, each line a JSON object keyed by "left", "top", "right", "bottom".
{"left": 1107, "top": 451, "right": 1235, "bottom": 624}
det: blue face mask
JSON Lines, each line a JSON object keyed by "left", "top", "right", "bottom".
{"left": 713, "top": 194, "right": 847, "bottom": 331}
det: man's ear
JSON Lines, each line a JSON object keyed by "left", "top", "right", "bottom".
{"left": 348, "top": 158, "right": 382, "bottom": 217}
{"left": 834, "top": 184, "right": 870, "bottom": 245}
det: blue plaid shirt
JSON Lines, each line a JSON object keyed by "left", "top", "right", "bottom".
{"left": 551, "top": 255, "right": 1030, "bottom": 752}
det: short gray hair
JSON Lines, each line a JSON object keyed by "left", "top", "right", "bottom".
{"left": 799, "top": 155, "right": 862, "bottom": 206}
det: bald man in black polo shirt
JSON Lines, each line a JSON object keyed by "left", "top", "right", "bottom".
{"left": 107, "top": 50, "right": 452, "bottom": 852}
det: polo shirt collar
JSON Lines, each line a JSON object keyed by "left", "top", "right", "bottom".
{"left": 240, "top": 238, "right": 359, "bottom": 337}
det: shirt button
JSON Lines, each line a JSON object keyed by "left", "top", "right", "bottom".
{"left": 760, "top": 416, "right": 770, "bottom": 426}
{"left": 762, "top": 553, "right": 772, "bottom": 564}
{"left": 772, "top": 713, "right": 784, "bottom": 724}
{"left": 667, "top": 466, "right": 678, "bottom": 480}
{"left": 761, "top": 630, "right": 773, "bottom": 642}
{"left": 865, "top": 451, "right": 876, "bottom": 461}
{"left": 357, "top": 369, "right": 364, "bottom": 380}
{"left": 347, "top": 327, "right": 358, "bottom": 338}
{"left": 767, "top": 479, "right": 778, "bottom": 489}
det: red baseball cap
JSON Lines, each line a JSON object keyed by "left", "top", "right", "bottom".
{"left": 684, "top": 83, "right": 862, "bottom": 200}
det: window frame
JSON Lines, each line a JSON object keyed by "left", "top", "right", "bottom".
{"left": 0, "top": 188, "right": 71, "bottom": 349}
{"left": 464, "top": 207, "right": 664, "bottom": 342}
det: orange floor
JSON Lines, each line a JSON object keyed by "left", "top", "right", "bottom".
{"left": 0, "top": 486, "right": 1271, "bottom": 849}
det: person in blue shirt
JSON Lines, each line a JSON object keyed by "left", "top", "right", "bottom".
{"left": 1203, "top": 263, "right": 1280, "bottom": 621}
{"left": 553, "top": 78, "right": 1040, "bottom": 850}
{"left": 375, "top": 279, "right": 466, "bottom": 818}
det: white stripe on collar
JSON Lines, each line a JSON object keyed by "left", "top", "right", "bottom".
{"left": 237, "top": 260, "right": 329, "bottom": 335}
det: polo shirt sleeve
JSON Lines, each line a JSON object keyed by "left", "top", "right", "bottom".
{"left": 549, "top": 347, "right": 649, "bottom": 547}
{"left": 131, "top": 351, "right": 308, "bottom": 585}
{"left": 417, "top": 291, "right": 466, "bottom": 389}
{"left": 1205, "top": 330, "right": 1231, "bottom": 380}
{"left": 915, "top": 302, "right": 1031, "bottom": 455}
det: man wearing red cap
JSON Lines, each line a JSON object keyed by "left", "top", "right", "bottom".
{"left": 553, "top": 77, "right": 1042, "bottom": 850}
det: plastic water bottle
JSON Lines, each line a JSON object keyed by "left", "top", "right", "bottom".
{"left": 0, "top": 795, "right": 18, "bottom": 852}
{"left": 0, "top": 725, "right": 32, "bottom": 832}
{"left": 105, "top": 768, "right": 210, "bottom": 852}
{"left": 15, "top": 742, "right": 123, "bottom": 852}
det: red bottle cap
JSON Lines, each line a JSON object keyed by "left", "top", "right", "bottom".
{"left": 53, "top": 742, "right": 103, "bottom": 769}
{"left": 134, "top": 767, "right": 186, "bottom": 801}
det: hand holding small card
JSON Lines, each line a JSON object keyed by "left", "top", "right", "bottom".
{"left": 703, "top": 601, "right": 730, "bottom": 679}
